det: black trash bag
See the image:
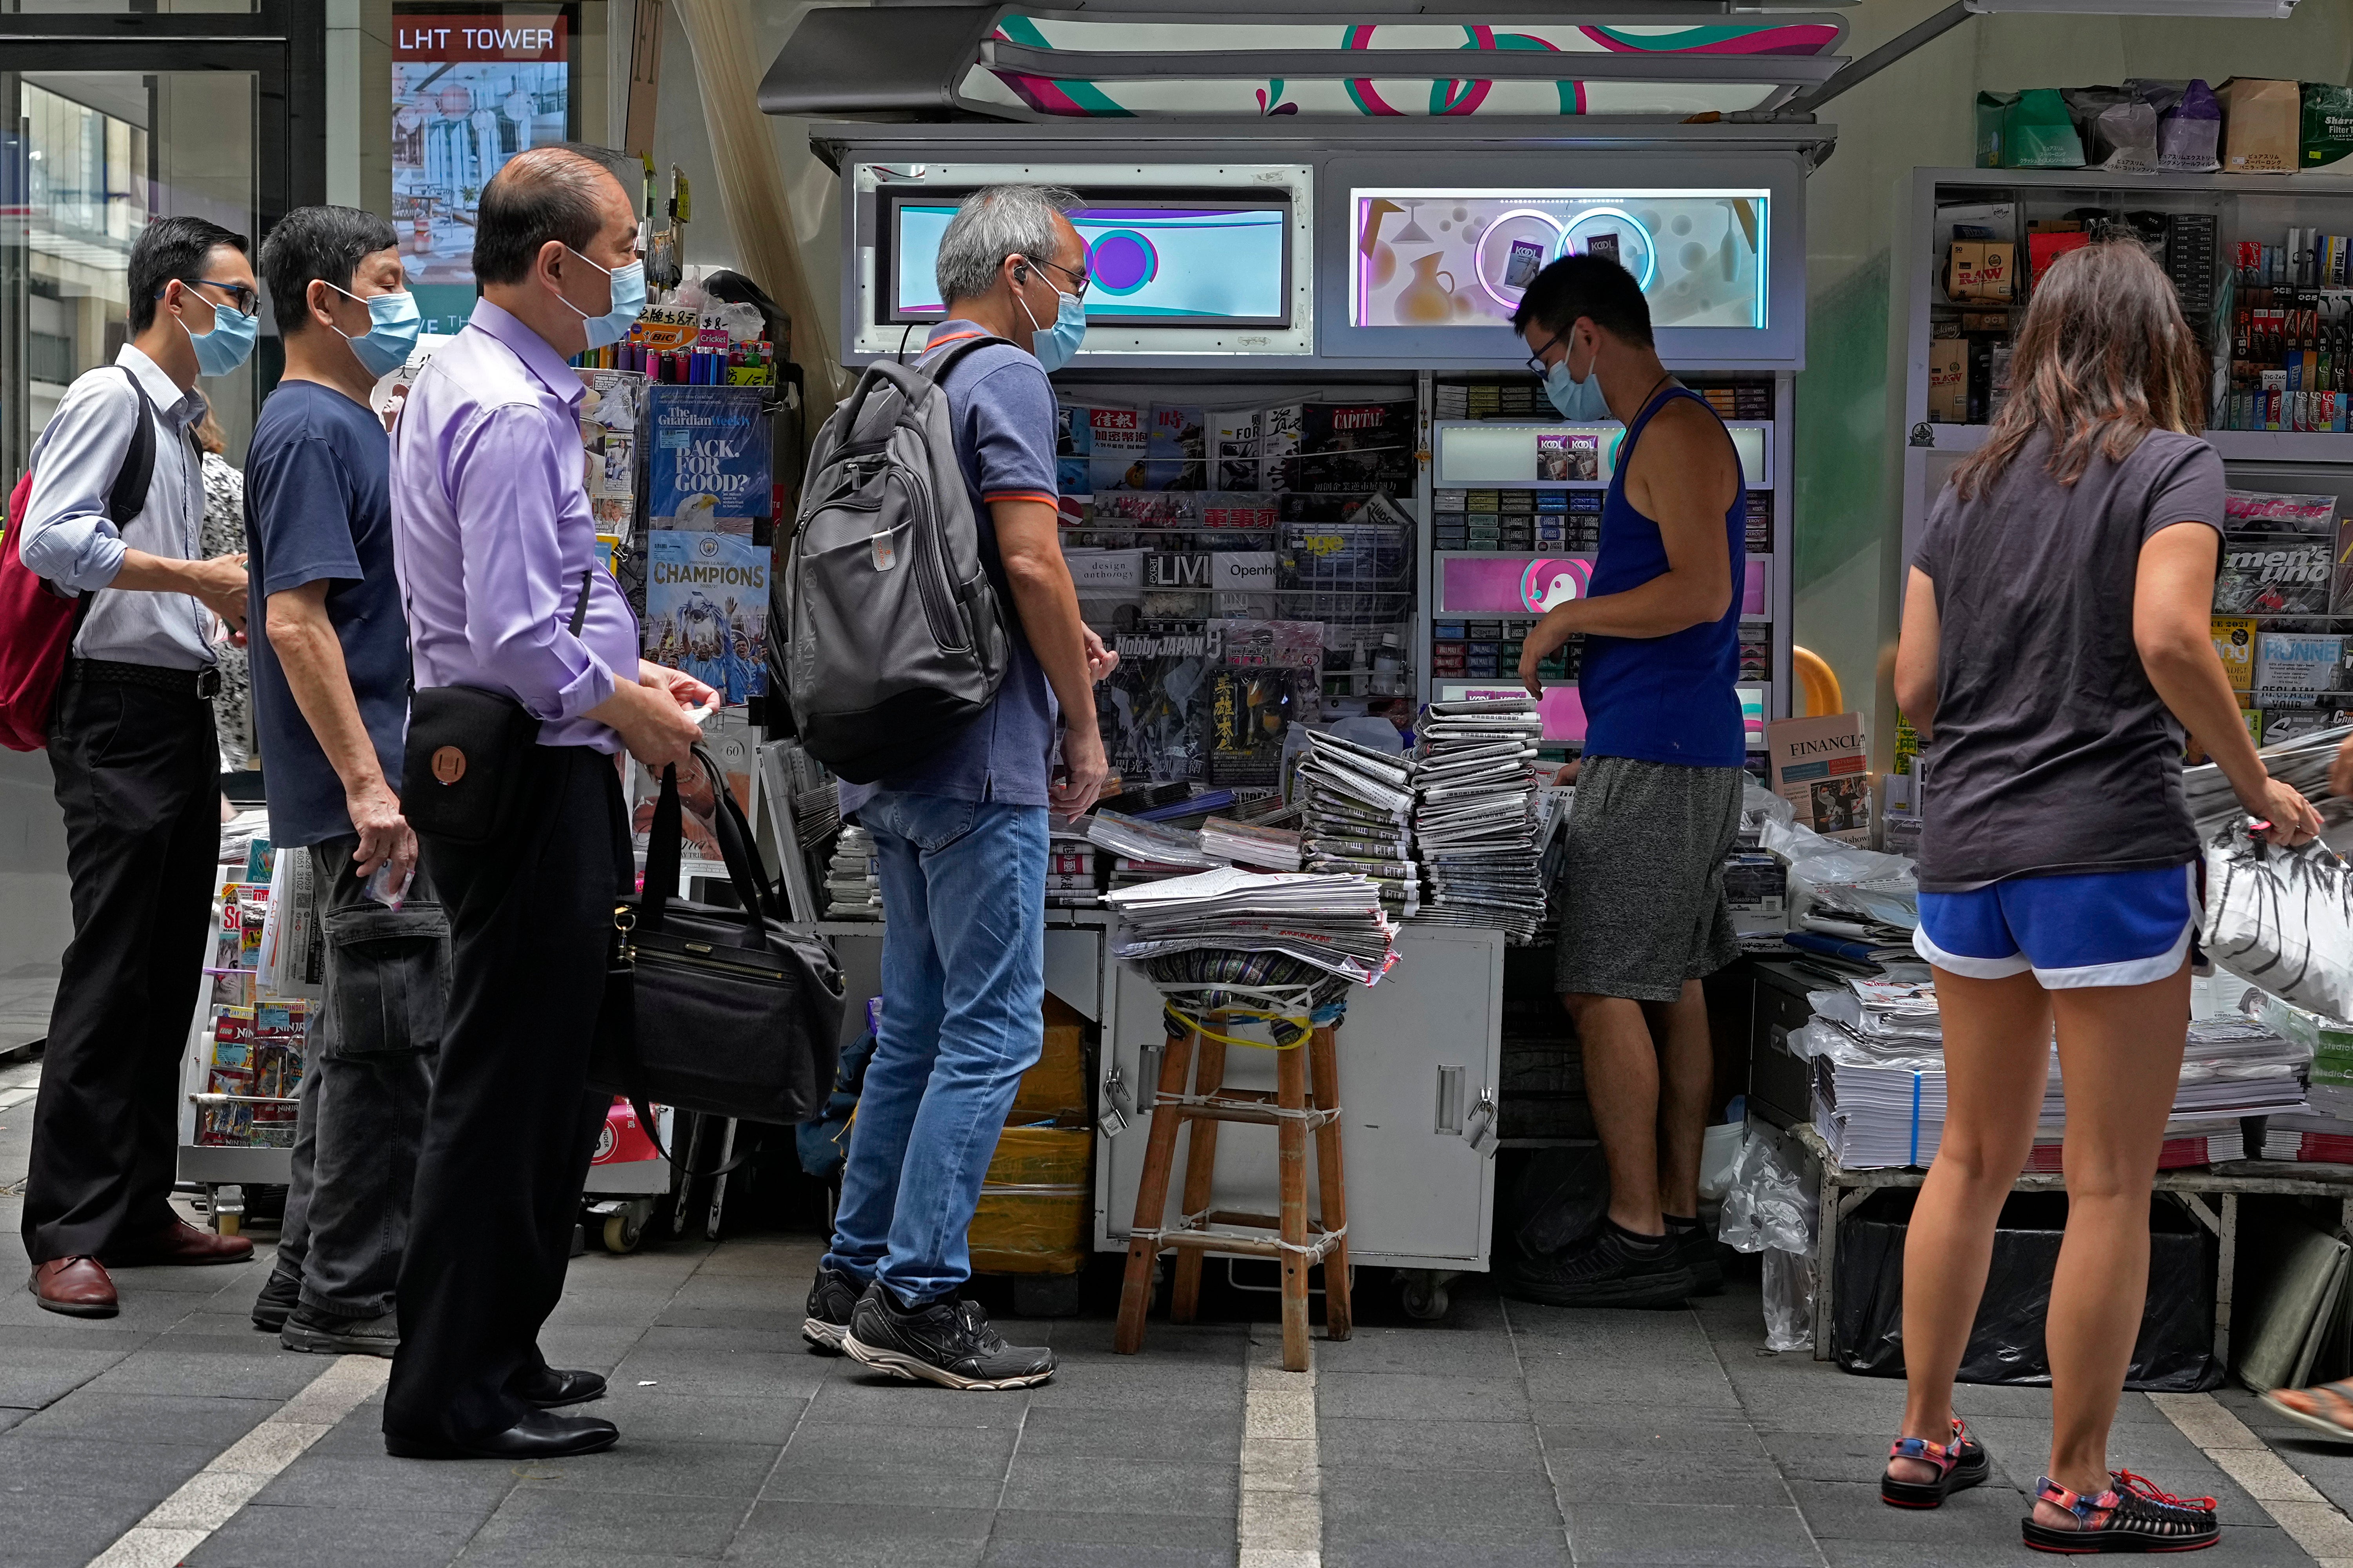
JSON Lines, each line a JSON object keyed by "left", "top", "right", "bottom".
{"left": 1832, "top": 1188, "right": 2220, "bottom": 1391}
{"left": 1495, "top": 1143, "right": 1611, "bottom": 1260}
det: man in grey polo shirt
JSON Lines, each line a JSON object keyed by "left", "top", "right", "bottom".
{"left": 798, "top": 185, "right": 1115, "bottom": 1390}
{"left": 17, "top": 215, "right": 261, "bottom": 1317}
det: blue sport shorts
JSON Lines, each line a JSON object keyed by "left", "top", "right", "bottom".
{"left": 1913, "top": 863, "right": 2198, "bottom": 989}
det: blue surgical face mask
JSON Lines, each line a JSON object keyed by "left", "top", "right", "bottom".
{"left": 1018, "top": 274, "right": 1087, "bottom": 373}
{"left": 560, "top": 246, "right": 647, "bottom": 350}
{"left": 178, "top": 287, "right": 258, "bottom": 376}
{"left": 326, "top": 282, "right": 422, "bottom": 378}
{"left": 1543, "top": 334, "right": 1611, "bottom": 423}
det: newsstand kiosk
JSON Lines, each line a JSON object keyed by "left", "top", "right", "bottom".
{"left": 765, "top": 3, "right": 1838, "bottom": 1308}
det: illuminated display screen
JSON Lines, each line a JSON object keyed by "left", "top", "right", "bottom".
{"left": 886, "top": 194, "right": 1290, "bottom": 327}
{"left": 1439, "top": 556, "right": 1766, "bottom": 617}
{"left": 1352, "top": 189, "right": 1767, "bottom": 331}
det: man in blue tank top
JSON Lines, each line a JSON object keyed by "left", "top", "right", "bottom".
{"left": 1509, "top": 256, "right": 1749, "bottom": 1309}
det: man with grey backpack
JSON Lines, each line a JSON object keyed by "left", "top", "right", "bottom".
{"left": 790, "top": 184, "right": 1115, "bottom": 1388}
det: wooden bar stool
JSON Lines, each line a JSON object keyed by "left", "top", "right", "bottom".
{"left": 1113, "top": 1010, "right": 1352, "bottom": 1372}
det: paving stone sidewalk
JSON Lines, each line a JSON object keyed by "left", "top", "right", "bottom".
{"left": 4, "top": 1050, "right": 2352, "bottom": 1568}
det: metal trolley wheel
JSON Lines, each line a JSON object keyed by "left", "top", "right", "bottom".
{"left": 592, "top": 1198, "right": 656, "bottom": 1255}
{"left": 1398, "top": 1268, "right": 1455, "bottom": 1322}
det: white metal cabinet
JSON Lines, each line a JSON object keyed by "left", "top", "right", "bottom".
{"left": 1095, "top": 925, "right": 1504, "bottom": 1271}
{"left": 817, "top": 917, "right": 1106, "bottom": 1040}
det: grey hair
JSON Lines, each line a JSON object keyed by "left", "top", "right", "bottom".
{"left": 935, "top": 184, "right": 1080, "bottom": 307}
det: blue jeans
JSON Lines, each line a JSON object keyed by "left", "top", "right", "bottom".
{"left": 824, "top": 790, "right": 1046, "bottom": 1304}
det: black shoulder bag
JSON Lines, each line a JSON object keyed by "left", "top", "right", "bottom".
{"left": 400, "top": 570, "right": 591, "bottom": 845}
{"left": 589, "top": 745, "right": 846, "bottom": 1136}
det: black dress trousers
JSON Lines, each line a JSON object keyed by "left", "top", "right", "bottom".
{"left": 24, "top": 670, "right": 222, "bottom": 1262}
{"left": 384, "top": 743, "right": 629, "bottom": 1446}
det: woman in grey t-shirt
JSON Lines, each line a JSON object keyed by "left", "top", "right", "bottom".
{"left": 1880, "top": 241, "right": 2318, "bottom": 1551}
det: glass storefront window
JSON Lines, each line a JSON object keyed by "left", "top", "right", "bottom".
{"left": 3, "top": 69, "right": 258, "bottom": 471}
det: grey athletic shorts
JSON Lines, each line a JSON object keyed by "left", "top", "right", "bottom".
{"left": 1554, "top": 755, "right": 1747, "bottom": 1003}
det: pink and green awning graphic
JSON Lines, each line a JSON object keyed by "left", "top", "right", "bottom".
{"left": 968, "top": 14, "right": 1846, "bottom": 120}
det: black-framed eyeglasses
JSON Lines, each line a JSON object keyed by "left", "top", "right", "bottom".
{"left": 1524, "top": 327, "right": 1567, "bottom": 377}
{"left": 162, "top": 277, "right": 259, "bottom": 316}
{"left": 1031, "top": 256, "right": 1091, "bottom": 299}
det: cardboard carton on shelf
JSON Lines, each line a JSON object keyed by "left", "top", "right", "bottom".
{"left": 2223, "top": 78, "right": 2300, "bottom": 175}
{"left": 1928, "top": 339, "right": 1969, "bottom": 424}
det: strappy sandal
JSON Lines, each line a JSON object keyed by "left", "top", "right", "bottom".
{"left": 2261, "top": 1379, "right": 2353, "bottom": 1443}
{"left": 1880, "top": 1419, "right": 1990, "bottom": 1508}
{"left": 2022, "top": 1474, "right": 2220, "bottom": 1553}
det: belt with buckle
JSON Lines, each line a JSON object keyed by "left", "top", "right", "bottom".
{"left": 67, "top": 657, "right": 222, "bottom": 701}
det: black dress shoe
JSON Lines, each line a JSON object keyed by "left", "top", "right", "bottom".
{"left": 513, "top": 1365, "right": 607, "bottom": 1409}
{"left": 383, "top": 1409, "right": 618, "bottom": 1461}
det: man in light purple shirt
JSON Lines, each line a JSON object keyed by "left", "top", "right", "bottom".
{"left": 382, "top": 143, "right": 707, "bottom": 1463}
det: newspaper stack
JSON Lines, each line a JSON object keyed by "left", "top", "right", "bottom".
{"left": 825, "top": 824, "right": 882, "bottom": 919}
{"left": 1047, "top": 825, "right": 1098, "bottom": 908}
{"left": 1087, "top": 808, "right": 1218, "bottom": 892}
{"left": 1412, "top": 698, "right": 1547, "bottom": 940}
{"left": 1107, "top": 865, "right": 1399, "bottom": 985}
{"left": 1803, "top": 978, "right": 2309, "bottom": 1170}
{"left": 1294, "top": 729, "right": 1419, "bottom": 916}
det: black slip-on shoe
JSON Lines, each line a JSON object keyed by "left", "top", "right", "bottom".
{"left": 515, "top": 1366, "right": 607, "bottom": 1409}
{"left": 384, "top": 1410, "right": 619, "bottom": 1461}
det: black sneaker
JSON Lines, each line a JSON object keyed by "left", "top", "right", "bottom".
{"left": 1665, "top": 1215, "right": 1726, "bottom": 1296}
{"left": 251, "top": 1265, "right": 302, "bottom": 1333}
{"left": 802, "top": 1264, "right": 862, "bottom": 1355}
{"left": 1500, "top": 1219, "right": 1699, "bottom": 1309}
{"left": 842, "top": 1284, "right": 1056, "bottom": 1391}
{"left": 281, "top": 1303, "right": 399, "bottom": 1358}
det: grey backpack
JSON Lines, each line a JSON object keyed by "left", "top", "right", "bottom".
{"left": 777, "top": 337, "right": 1013, "bottom": 783}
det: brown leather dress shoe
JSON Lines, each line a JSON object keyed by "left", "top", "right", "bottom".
{"left": 29, "top": 1257, "right": 118, "bottom": 1317}
{"left": 100, "top": 1218, "right": 254, "bottom": 1267}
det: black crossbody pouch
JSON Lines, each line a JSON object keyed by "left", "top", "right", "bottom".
{"left": 400, "top": 570, "right": 591, "bottom": 845}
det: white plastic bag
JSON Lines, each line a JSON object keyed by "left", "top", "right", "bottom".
{"left": 1743, "top": 776, "right": 1794, "bottom": 827}
{"left": 2204, "top": 824, "right": 2353, "bottom": 1023}
{"left": 1762, "top": 1248, "right": 1816, "bottom": 1353}
{"left": 1697, "top": 1120, "right": 1746, "bottom": 1202}
{"left": 1759, "top": 815, "right": 1920, "bottom": 930}
{"left": 1717, "top": 1123, "right": 1815, "bottom": 1255}
{"left": 1719, "top": 1123, "right": 1821, "bottom": 1352}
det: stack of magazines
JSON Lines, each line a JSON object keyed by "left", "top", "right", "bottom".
{"left": 1801, "top": 977, "right": 2309, "bottom": 1170}
{"left": 1413, "top": 698, "right": 1547, "bottom": 940}
{"left": 1294, "top": 730, "right": 1419, "bottom": 916}
{"left": 826, "top": 824, "right": 882, "bottom": 919}
{"left": 1107, "top": 866, "right": 1400, "bottom": 985}
{"left": 1086, "top": 808, "right": 1218, "bottom": 892}
{"left": 1201, "top": 817, "right": 1303, "bottom": 872}
{"left": 1047, "top": 824, "right": 1098, "bottom": 908}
